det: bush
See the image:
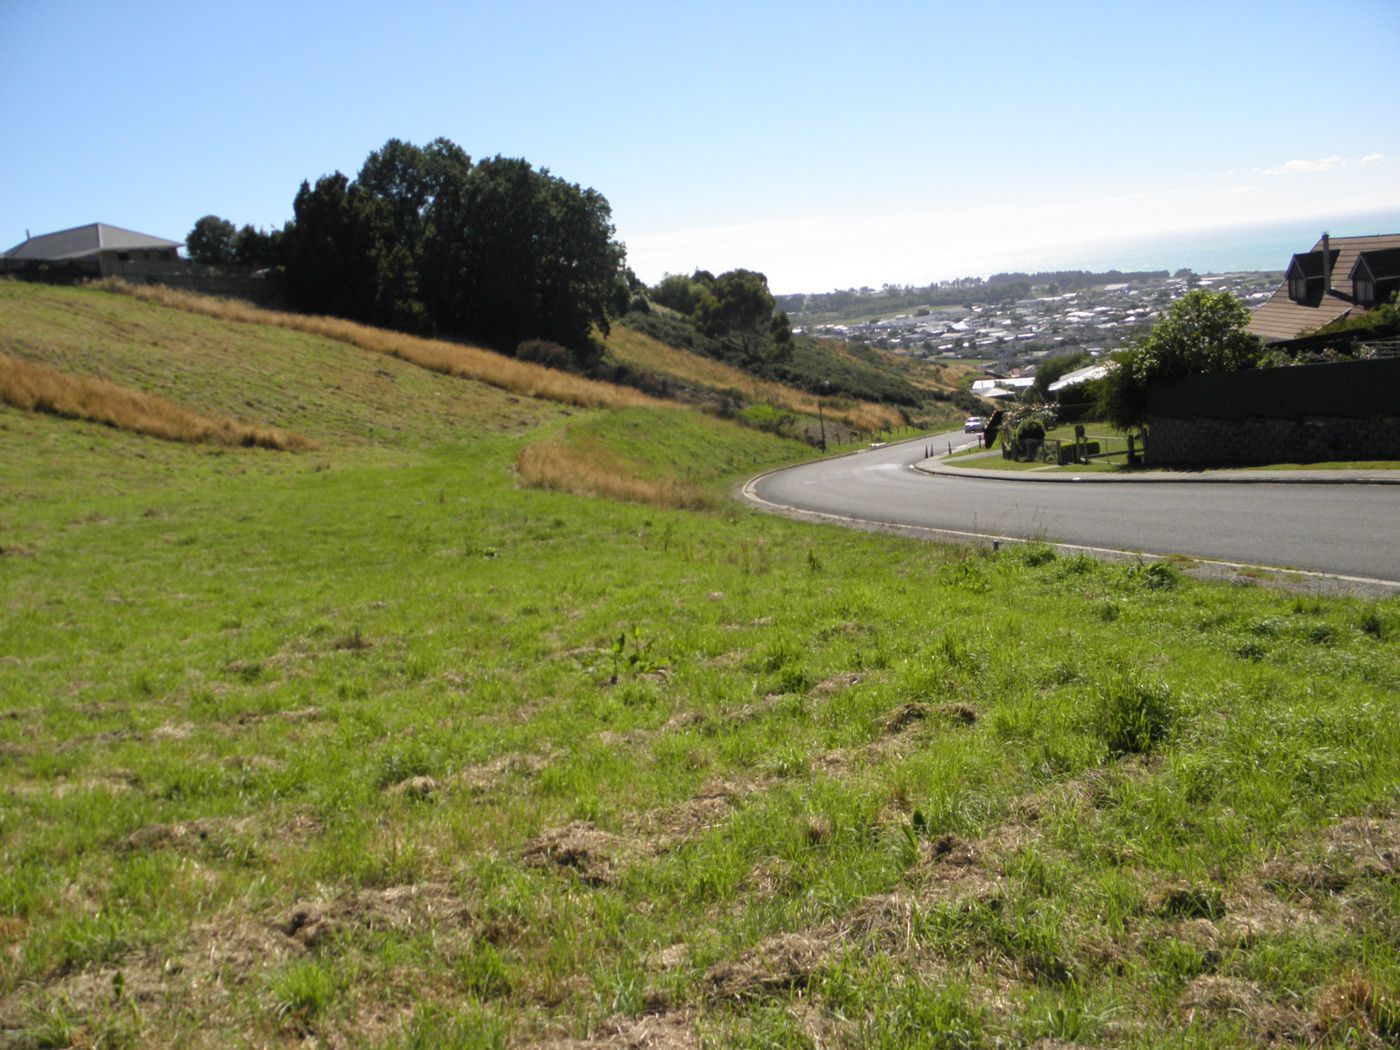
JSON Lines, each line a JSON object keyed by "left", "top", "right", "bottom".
{"left": 516, "top": 339, "right": 575, "bottom": 371}
{"left": 1016, "top": 419, "right": 1046, "bottom": 441}
{"left": 739, "top": 403, "right": 798, "bottom": 436}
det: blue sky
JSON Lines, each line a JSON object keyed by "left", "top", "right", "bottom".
{"left": 2, "top": 0, "right": 1397, "bottom": 292}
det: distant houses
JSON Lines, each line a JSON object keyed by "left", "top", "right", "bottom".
{"left": 1247, "top": 232, "right": 1400, "bottom": 342}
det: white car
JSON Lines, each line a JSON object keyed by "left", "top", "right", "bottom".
{"left": 963, "top": 416, "right": 985, "bottom": 433}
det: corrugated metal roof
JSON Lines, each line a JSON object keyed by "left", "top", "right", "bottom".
{"left": 1047, "top": 363, "right": 1110, "bottom": 392}
{"left": 2, "top": 223, "right": 182, "bottom": 260}
{"left": 1248, "top": 232, "right": 1400, "bottom": 342}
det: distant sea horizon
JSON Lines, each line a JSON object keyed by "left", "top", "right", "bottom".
{"left": 981, "top": 207, "right": 1400, "bottom": 280}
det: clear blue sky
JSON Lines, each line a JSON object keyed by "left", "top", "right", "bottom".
{"left": 3, "top": 0, "right": 1397, "bottom": 292}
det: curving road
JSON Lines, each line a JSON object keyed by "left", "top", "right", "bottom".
{"left": 745, "top": 428, "right": 1400, "bottom": 586}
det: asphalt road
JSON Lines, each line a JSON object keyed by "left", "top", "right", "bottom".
{"left": 746, "top": 428, "right": 1400, "bottom": 585}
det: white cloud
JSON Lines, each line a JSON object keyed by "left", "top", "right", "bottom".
{"left": 1269, "top": 156, "right": 1344, "bottom": 175}
{"left": 1266, "top": 153, "right": 1386, "bottom": 176}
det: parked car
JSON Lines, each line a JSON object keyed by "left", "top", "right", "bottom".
{"left": 963, "top": 416, "right": 984, "bottom": 433}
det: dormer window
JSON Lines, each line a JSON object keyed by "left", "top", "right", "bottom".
{"left": 1354, "top": 275, "right": 1374, "bottom": 305}
{"left": 1289, "top": 274, "right": 1308, "bottom": 300}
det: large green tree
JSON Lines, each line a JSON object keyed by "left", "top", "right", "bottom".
{"left": 693, "top": 269, "right": 787, "bottom": 364}
{"left": 186, "top": 215, "right": 237, "bottom": 265}
{"left": 1100, "top": 290, "right": 1261, "bottom": 429}
{"left": 650, "top": 272, "right": 712, "bottom": 315}
{"left": 421, "top": 155, "right": 625, "bottom": 357}
{"left": 281, "top": 174, "right": 388, "bottom": 325}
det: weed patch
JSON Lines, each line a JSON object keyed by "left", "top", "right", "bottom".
{"left": 1092, "top": 673, "right": 1178, "bottom": 756}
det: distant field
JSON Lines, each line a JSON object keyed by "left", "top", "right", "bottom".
{"left": 1, "top": 282, "right": 1397, "bottom": 1047}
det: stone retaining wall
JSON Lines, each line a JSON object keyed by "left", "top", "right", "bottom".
{"left": 1145, "top": 357, "right": 1400, "bottom": 465}
{"left": 1147, "top": 414, "right": 1400, "bottom": 466}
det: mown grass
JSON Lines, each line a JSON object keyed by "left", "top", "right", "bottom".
{"left": 89, "top": 279, "right": 660, "bottom": 411}
{"left": 0, "top": 279, "right": 564, "bottom": 450}
{"left": 1, "top": 291, "right": 1397, "bottom": 1048}
{"left": 0, "top": 350, "right": 312, "bottom": 450}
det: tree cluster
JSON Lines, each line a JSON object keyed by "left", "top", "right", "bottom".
{"left": 187, "top": 138, "right": 629, "bottom": 362}
{"left": 186, "top": 216, "right": 282, "bottom": 269}
{"left": 648, "top": 268, "right": 791, "bottom": 368}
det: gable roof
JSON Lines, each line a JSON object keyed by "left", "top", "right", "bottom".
{"left": 1285, "top": 248, "right": 1338, "bottom": 280}
{"left": 2, "top": 223, "right": 182, "bottom": 261}
{"left": 1351, "top": 247, "right": 1400, "bottom": 281}
{"left": 1248, "top": 232, "right": 1400, "bottom": 342}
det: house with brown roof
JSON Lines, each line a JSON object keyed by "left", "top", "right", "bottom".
{"left": 1247, "top": 232, "right": 1400, "bottom": 342}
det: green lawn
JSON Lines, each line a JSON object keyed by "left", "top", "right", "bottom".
{"left": 948, "top": 420, "right": 1399, "bottom": 474}
{"left": 2, "top": 286, "right": 1398, "bottom": 1047}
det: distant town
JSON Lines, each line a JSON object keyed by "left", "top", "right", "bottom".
{"left": 792, "top": 270, "right": 1282, "bottom": 374}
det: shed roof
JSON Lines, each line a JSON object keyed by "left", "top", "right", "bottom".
{"left": 2, "top": 223, "right": 183, "bottom": 261}
{"left": 1047, "top": 363, "right": 1110, "bottom": 392}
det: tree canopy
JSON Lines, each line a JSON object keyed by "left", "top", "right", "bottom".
{"left": 278, "top": 138, "right": 627, "bottom": 359}
{"left": 686, "top": 268, "right": 792, "bottom": 366}
{"left": 186, "top": 215, "right": 237, "bottom": 265}
{"left": 188, "top": 215, "right": 282, "bottom": 269}
{"left": 1100, "top": 290, "right": 1261, "bottom": 429}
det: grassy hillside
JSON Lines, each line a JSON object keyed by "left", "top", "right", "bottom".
{"left": 1, "top": 281, "right": 1398, "bottom": 1048}
{"left": 0, "top": 281, "right": 572, "bottom": 450}
{"left": 601, "top": 325, "right": 905, "bottom": 433}
{"left": 516, "top": 406, "right": 813, "bottom": 510}
{"left": 611, "top": 308, "right": 978, "bottom": 430}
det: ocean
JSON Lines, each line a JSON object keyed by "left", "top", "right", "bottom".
{"left": 1004, "top": 208, "right": 1400, "bottom": 277}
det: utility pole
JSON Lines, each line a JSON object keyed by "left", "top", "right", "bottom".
{"left": 817, "top": 399, "right": 827, "bottom": 452}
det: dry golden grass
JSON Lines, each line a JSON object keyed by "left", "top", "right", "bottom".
{"left": 93, "top": 280, "right": 660, "bottom": 412}
{"left": 0, "top": 351, "right": 313, "bottom": 450}
{"left": 515, "top": 436, "right": 718, "bottom": 511}
{"left": 605, "top": 323, "right": 905, "bottom": 432}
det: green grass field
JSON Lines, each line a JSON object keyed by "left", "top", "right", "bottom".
{"left": 2, "top": 282, "right": 1398, "bottom": 1047}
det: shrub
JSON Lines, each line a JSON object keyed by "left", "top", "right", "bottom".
{"left": 515, "top": 339, "right": 575, "bottom": 371}
{"left": 1016, "top": 418, "right": 1046, "bottom": 442}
